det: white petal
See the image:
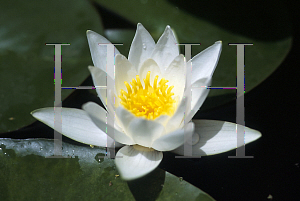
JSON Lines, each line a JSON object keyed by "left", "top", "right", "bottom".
{"left": 115, "top": 54, "right": 137, "bottom": 98}
{"left": 185, "top": 78, "right": 212, "bottom": 123}
{"left": 151, "top": 25, "right": 179, "bottom": 73}
{"left": 152, "top": 122, "right": 194, "bottom": 151}
{"left": 86, "top": 30, "right": 120, "bottom": 78}
{"left": 164, "top": 97, "right": 186, "bottom": 133}
{"left": 107, "top": 88, "right": 117, "bottom": 116}
{"left": 128, "top": 23, "right": 156, "bottom": 72}
{"left": 172, "top": 120, "right": 262, "bottom": 156}
{"left": 163, "top": 54, "right": 186, "bottom": 100}
{"left": 115, "top": 145, "right": 163, "bottom": 180}
{"left": 31, "top": 107, "right": 122, "bottom": 147}
{"left": 82, "top": 102, "right": 135, "bottom": 145}
{"left": 116, "top": 106, "right": 169, "bottom": 138}
{"left": 88, "top": 66, "right": 117, "bottom": 116}
{"left": 115, "top": 106, "right": 136, "bottom": 133}
{"left": 190, "top": 41, "right": 222, "bottom": 85}
{"left": 153, "top": 114, "right": 170, "bottom": 126}
{"left": 138, "top": 58, "right": 162, "bottom": 86}
{"left": 127, "top": 118, "right": 165, "bottom": 147}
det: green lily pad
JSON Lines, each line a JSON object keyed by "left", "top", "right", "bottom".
{"left": 0, "top": 139, "right": 215, "bottom": 201}
{"left": 0, "top": 0, "right": 103, "bottom": 133}
{"left": 94, "top": 0, "right": 292, "bottom": 111}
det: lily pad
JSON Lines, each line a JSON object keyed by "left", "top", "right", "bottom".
{"left": 0, "top": 0, "right": 103, "bottom": 133}
{"left": 94, "top": 0, "right": 292, "bottom": 111}
{"left": 0, "top": 138, "right": 215, "bottom": 201}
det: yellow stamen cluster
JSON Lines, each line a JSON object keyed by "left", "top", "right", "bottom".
{"left": 119, "top": 71, "right": 176, "bottom": 120}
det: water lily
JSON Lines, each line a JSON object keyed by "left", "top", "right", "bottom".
{"left": 31, "top": 23, "right": 261, "bottom": 180}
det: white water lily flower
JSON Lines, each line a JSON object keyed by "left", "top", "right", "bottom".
{"left": 31, "top": 23, "right": 261, "bottom": 181}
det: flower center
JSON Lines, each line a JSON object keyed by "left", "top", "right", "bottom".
{"left": 119, "top": 71, "right": 176, "bottom": 120}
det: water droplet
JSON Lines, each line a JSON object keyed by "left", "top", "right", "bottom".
{"left": 142, "top": 43, "right": 147, "bottom": 50}
{"left": 0, "top": 144, "right": 5, "bottom": 152}
{"left": 173, "top": 7, "right": 179, "bottom": 14}
{"left": 40, "top": 147, "right": 43, "bottom": 151}
{"left": 95, "top": 153, "right": 105, "bottom": 163}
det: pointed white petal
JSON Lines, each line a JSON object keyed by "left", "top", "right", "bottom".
{"left": 154, "top": 114, "right": 170, "bottom": 126}
{"left": 31, "top": 107, "right": 122, "bottom": 147}
{"left": 115, "top": 54, "right": 137, "bottom": 98}
{"left": 82, "top": 102, "right": 135, "bottom": 145}
{"left": 138, "top": 58, "right": 162, "bottom": 86}
{"left": 115, "top": 106, "right": 136, "bottom": 132}
{"left": 190, "top": 41, "right": 222, "bottom": 85}
{"left": 115, "top": 145, "right": 163, "bottom": 180}
{"left": 152, "top": 122, "right": 194, "bottom": 151}
{"left": 128, "top": 23, "right": 156, "bottom": 71}
{"left": 127, "top": 117, "right": 165, "bottom": 147}
{"left": 165, "top": 97, "right": 186, "bottom": 133}
{"left": 88, "top": 66, "right": 116, "bottom": 115}
{"left": 172, "top": 120, "right": 262, "bottom": 156}
{"left": 163, "top": 54, "right": 186, "bottom": 100}
{"left": 185, "top": 78, "right": 212, "bottom": 123}
{"left": 115, "top": 106, "right": 169, "bottom": 137}
{"left": 86, "top": 30, "right": 120, "bottom": 78}
{"left": 151, "top": 26, "right": 179, "bottom": 73}
{"left": 107, "top": 88, "right": 117, "bottom": 117}
{"left": 88, "top": 66, "right": 108, "bottom": 108}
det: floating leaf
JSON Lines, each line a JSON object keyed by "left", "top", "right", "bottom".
{"left": 0, "top": 0, "right": 103, "bottom": 133}
{"left": 0, "top": 138, "right": 215, "bottom": 200}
